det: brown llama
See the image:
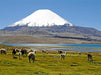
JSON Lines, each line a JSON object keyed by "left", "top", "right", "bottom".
{"left": 87, "top": 54, "right": 93, "bottom": 61}
{"left": 21, "top": 48, "right": 27, "bottom": 56}
{"left": 42, "top": 50, "right": 48, "bottom": 54}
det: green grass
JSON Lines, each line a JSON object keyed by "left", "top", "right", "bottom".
{"left": 0, "top": 45, "right": 101, "bottom": 75}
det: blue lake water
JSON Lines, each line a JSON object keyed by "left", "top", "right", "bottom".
{"left": 0, "top": 43, "right": 101, "bottom": 47}
{"left": 0, "top": 43, "right": 101, "bottom": 52}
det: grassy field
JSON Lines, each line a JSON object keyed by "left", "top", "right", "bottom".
{"left": 0, "top": 45, "right": 101, "bottom": 75}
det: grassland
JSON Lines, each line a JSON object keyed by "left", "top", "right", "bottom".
{"left": 0, "top": 44, "right": 101, "bottom": 75}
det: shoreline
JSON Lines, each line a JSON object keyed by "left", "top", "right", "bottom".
{"left": 0, "top": 44, "right": 101, "bottom": 52}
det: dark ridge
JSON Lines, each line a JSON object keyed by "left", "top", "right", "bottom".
{"left": 53, "top": 35, "right": 100, "bottom": 41}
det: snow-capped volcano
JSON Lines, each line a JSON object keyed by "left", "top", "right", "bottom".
{"left": 8, "top": 9, "right": 73, "bottom": 27}
{"left": 2, "top": 9, "right": 101, "bottom": 43}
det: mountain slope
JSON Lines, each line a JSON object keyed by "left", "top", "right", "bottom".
{"left": 1, "top": 25, "right": 101, "bottom": 43}
{"left": 3, "top": 25, "right": 101, "bottom": 37}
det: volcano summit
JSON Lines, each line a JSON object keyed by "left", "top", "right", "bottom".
{"left": 8, "top": 9, "right": 73, "bottom": 27}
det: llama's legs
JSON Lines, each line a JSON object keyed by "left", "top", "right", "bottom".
{"left": 60, "top": 55, "right": 62, "bottom": 60}
{"left": 32, "top": 57, "right": 35, "bottom": 63}
{"left": 88, "top": 56, "right": 89, "bottom": 61}
{"left": 29, "top": 57, "right": 31, "bottom": 63}
{"left": 19, "top": 54, "right": 20, "bottom": 59}
{"left": 90, "top": 57, "right": 93, "bottom": 61}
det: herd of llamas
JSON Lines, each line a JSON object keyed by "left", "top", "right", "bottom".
{"left": 0, "top": 48, "right": 93, "bottom": 63}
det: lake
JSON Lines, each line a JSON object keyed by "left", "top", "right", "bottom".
{"left": 0, "top": 43, "right": 101, "bottom": 52}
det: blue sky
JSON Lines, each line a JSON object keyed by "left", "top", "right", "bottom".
{"left": 0, "top": 0, "right": 101, "bottom": 31}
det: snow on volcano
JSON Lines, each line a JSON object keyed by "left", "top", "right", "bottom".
{"left": 8, "top": 9, "right": 73, "bottom": 27}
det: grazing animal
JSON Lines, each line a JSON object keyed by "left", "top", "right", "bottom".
{"left": 28, "top": 51, "right": 36, "bottom": 63}
{"left": 78, "top": 52, "right": 81, "bottom": 55}
{"left": 21, "top": 49, "right": 27, "bottom": 56}
{"left": 28, "top": 49, "right": 36, "bottom": 53}
{"left": 60, "top": 51, "right": 67, "bottom": 60}
{"left": 12, "top": 49, "right": 16, "bottom": 56}
{"left": 87, "top": 54, "right": 93, "bottom": 61}
{"left": 16, "top": 49, "right": 20, "bottom": 52}
{"left": 42, "top": 50, "right": 48, "bottom": 54}
{"left": 0, "top": 48, "right": 7, "bottom": 54}
{"left": 58, "top": 50, "right": 63, "bottom": 54}
{"left": 18, "top": 50, "right": 21, "bottom": 59}
{"left": 12, "top": 49, "right": 17, "bottom": 58}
